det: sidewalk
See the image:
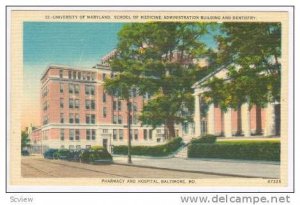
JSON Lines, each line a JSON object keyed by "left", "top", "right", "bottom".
{"left": 113, "top": 156, "right": 280, "bottom": 179}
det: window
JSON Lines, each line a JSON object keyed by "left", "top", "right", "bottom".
{"left": 86, "top": 115, "right": 90, "bottom": 124}
{"left": 103, "top": 107, "right": 107, "bottom": 118}
{"left": 91, "top": 100, "right": 95, "bottom": 110}
{"left": 86, "top": 114, "right": 95, "bottom": 124}
{"left": 68, "top": 71, "right": 72, "bottom": 79}
{"left": 113, "top": 115, "right": 117, "bottom": 124}
{"left": 75, "top": 84, "right": 80, "bottom": 94}
{"left": 91, "top": 130, "right": 96, "bottom": 140}
{"left": 133, "top": 114, "right": 138, "bottom": 124}
{"left": 60, "top": 129, "right": 64, "bottom": 141}
{"left": 43, "top": 102, "right": 48, "bottom": 111}
{"left": 69, "top": 129, "right": 75, "bottom": 140}
{"left": 76, "top": 145, "right": 81, "bottom": 150}
{"left": 133, "top": 102, "right": 137, "bottom": 112}
{"left": 87, "top": 73, "right": 91, "bottom": 80}
{"left": 119, "top": 129, "right": 123, "bottom": 140}
{"left": 43, "top": 116, "right": 48, "bottom": 125}
{"left": 143, "top": 129, "right": 147, "bottom": 140}
{"left": 86, "top": 129, "right": 96, "bottom": 140}
{"left": 69, "top": 98, "right": 74, "bottom": 109}
{"left": 60, "top": 83, "right": 64, "bottom": 93}
{"left": 102, "top": 73, "right": 106, "bottom": 80}
{"left": 85, "top": 100, "right": 95, "bottom": 110}
{"left": 132, "top": 88, "right": 137, "bottom": 98}
{"left": 103, "top": 92, "right": 106, "bottom": 102}
{"left": 75, "top": 129, "right": 80, "bottom": 140}
{"left": 118, "top": 101, "right": 122, "bottom": 111}
{"left": 86, "top": 129, "right": 91, "bottom": 140}
{"left": 75, "top": 114, "right": 80, "bottom": 124}
{"left": 59, "top": 70, "right": 63, "bottom": 78}
{"left": 118, "top": 115, "right": 122, "bottom": 124}
{"left": 85, "top": 85, "right": 95, "bottom": 95}
{"left": 75, "top": 99, "right": 80, "bottom": 109}
{"left": 73, "top": 71, "right": 76, "bottom": 79}
{"left": 113, "top": 129, "right": 117, "bottom": 140}
{"left": 69, "top": 84, "right": 74, "bottom": 94}
{"left": 69, "top": 113, "right": 74, "bottom": 123}
{"left": 113, "top": 101, "right": 117, "bottom": 111}
{"left": 42, "top": 87, "right": 48, "bottom": 97}
{"left": 82, "top": 72, "right": 86, "bottom": 80}
{"left": 60, "top": 113, "right": 64, "bottom": 123}
{"left": 91, "top": 73, "right": 96, "bottom": 81}
{"left": 149, "top": 130, "right": 153, "bottom": 140}
{"left": 78, "top": 72, "right": 81, "bottom": 80}
{"left": 85, "top": 100, "right": 91, "bottom": 109}
{"left": 103, "top": 129, "right": 108, "bottom": 134}
{"left": 134, "top": 129, "right": 138, "bottom": 140}
{"left": 60, "top": 98, "right": 64, "bottom": 108}
{"left": 91, "top": 114, "right": 95, "bottom": 124}
{"left": 128, "top": 102, "right": 132, "bottom": 112}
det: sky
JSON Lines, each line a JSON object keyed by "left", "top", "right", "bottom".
{"left": 22, "top": 22, "right": 217, "bottom": 129}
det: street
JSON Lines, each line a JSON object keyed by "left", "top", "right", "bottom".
{"left": 22, "top": 156, "right": 229, "bottom": 178}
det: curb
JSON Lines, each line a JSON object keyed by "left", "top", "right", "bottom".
{"left": 113, "top": 162, "right": 274, "bottom": 179}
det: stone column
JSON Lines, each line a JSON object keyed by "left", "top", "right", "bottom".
{"left": 207, "top": 104, "right": 215, "bottom": 135}
{"left": 224, "top": 108, "right": 232, "bottom": 137}
{"left": 241, "top": 103, "right": 251, "bottom": 137}
{"left": 194, "top": 94, "right": 201, "bottom": 137}
{"left": 264, "top": 103, "right": 276, "bottom": 136}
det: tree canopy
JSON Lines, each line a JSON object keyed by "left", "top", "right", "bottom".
{"left": 108, "top": 22, "right": 215, "bottom": 138}
{"left": 202, "top": 23, "right": 281, "bottom": 110}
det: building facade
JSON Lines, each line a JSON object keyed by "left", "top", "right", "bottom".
{"left": 192, "top": 66, "right": 280, "bottom": 139}
{"left": 30, "top": 52, "right": 178, "bottom": 153}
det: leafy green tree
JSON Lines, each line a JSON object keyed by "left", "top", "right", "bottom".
{"left": 111, "top": 22, "right": 213, "bottom": 138}
{"left": 104, "top": 72, "right": 139, "bottom": 163}
{"left": 202, "top": 23, "right": 281, "bottom": 110}
{"left": 21, "top": 131, "right": 30, "bottom": 150}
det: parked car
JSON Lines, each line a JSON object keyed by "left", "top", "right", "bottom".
{"left": 54, "top": 149, "right": 70, "bottom": 160}
{"left": 21, "top": 150, "right": 30, "bottom": 156}
{"left": 43, "top": 149, "right": 58, "bottom": 159}
{"left": 80, "top": 148, "right": 113, "bottom": 164}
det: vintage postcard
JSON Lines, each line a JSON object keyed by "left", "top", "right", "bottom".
{"left": 7, "top": 6, "right": 294, "bottom": 192}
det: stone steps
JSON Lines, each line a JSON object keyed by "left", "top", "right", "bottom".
{"left": 174, "top": 145, "right": 188, "bottom": 159}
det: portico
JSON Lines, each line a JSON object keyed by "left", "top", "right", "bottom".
{"left": 192, "top": 67, "right": 280, "bottom": 138}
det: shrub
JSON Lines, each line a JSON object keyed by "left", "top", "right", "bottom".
{"left": 191, "top": 134, "right": 217, "bottom": 144}
{"left": 113, "top": 137, "right": 183, "bottom": 157}
{"left": 188, "top": 140, "right": 280, "bottom": 161}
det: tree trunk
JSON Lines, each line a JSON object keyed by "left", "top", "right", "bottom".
{"left": 166, "top": 119, "right": 176, "bottom": 139}
{"left": 126, "top": 99, "right": 132, "bottom": 164}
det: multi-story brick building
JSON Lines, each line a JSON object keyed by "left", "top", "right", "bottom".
{"left": 30, "top": 51, "right": 175, "bottom": 153}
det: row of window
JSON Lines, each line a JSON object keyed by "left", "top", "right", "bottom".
{"left": 60, "top": 83, "right": 95, "bottom": 96}
{"left": 59, "top": 69, "right": 96, "bottom": 81}
{"left": 60, "top": 129, "right": 96, "bottom": 141}
{"left": 59, "top": 98, "right": 96, "bottom": 110}
{"left": 60, "top": 114, "right": 96, "bottom": 124}
{"left": 113, "top": 101, "right": 138, "bottom": 112}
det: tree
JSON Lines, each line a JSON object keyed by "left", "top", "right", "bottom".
{"left": 202, "top": 23, "right": 281, "bottom": 110}
{"left": 104, "top": 71, "right": 139, "bottom": 164}
{"left": 112, "top": 22, "right": 212, "bottom": 139}
{"left": 21, "top": 131, "right": 30, "bottom": 150}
